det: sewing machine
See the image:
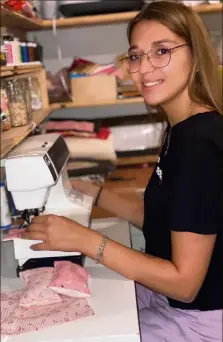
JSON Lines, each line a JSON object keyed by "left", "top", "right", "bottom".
{"left": 5, "top": 133, "right": 94, "bottom": 274}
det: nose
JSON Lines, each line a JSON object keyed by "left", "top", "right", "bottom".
{"left": 139, "top": 55, "right": 155, "bottom": 74}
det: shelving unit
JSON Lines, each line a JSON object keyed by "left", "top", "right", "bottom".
{"left": 0, "top": 108, "right": 52, "bottom": 158}
{"left": 0, "top": 62, "right": 43, "bottom": 77}
{"left": 0, "top": 66, "right": 14, "bottom": 77}
{"left": 50, "top": 96, "right": 144, "bottom": 109}
{"left": 117, "top": 154, "right": 159, "bottom": 166}
{"left": 1, "top": 3, "right": 222, "bottom": 30}
{"left": 0, "top": 6, "right": 42, "bottom": 30}
{"left": 0, "top": 3, "right": 222, "bottom": 162}
{"left": 41, "top": 3, "right": 223, "bottom": 29}
{"left": 42, "top": 11, "right": 139, "bottom": 29}
{"left": 1, "top": 64, "right": 50, "bottom": 158}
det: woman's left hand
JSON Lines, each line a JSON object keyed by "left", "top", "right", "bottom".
{"left": 24, "top": 214, "right": 92, "bottom": 253}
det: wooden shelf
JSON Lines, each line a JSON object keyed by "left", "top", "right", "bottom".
{"left": 0, "top": 6, "right": 43, "bottom": 30}
{"left": 1, "top": 108, "right": 52, "bottom": 158}
{"left": 42, "top": 11, "right": 139, "bottom": 29}
{"left": 42, "top": 3, "right": 222, "bottom": 29}
{"left": 0, "top": 66, "right": 14, "bottom": 77}
{"left": 117, "top": 154, "right": 158, "bottom": 166}
{"left": 1, "top": 3, "right": 221, "bottom": 31}
{"left": 50, "top": 97, "right": 145, "bottom": 109}
{"left": 195, "top": 3, "right": 223, "bottom": 13}
{"left": 0, "top": 63, "right": 43, "bottom": 78}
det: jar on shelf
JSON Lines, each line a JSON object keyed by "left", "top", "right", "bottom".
{"left": 7, "top": 80, "right": 29, "bottom": 127}
{"left": 17, "top": 78, "right": 32, "bottom": 120}
{"left": 28, "top": 76, "right": 42, "bottom": 111}
{"left": 0, "top": 81, "right": 11, "bottom": 132}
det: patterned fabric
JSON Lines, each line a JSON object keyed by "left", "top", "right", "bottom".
{"left": 1, "top": 290, "right": 94, "bottom": 336}
{"left": 49, "top": 261, "right": 91, "bottom": 298}
{"left": 3, "top": 228, "right": 25, "bottom": 240}
{"left": 19, "top": 268, "right": 62, "bottom": 307}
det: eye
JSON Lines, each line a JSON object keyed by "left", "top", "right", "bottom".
{"left": 156, "top": 48, "right": 169, "bottom": 55}
{"left": 129, "top": 54, "right": 140, "bottom": 62}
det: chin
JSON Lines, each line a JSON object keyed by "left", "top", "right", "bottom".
{"left": 143, "top": 94, "right": 165, "bottom": 107}
{"left": 143, "top": 91, "right": 174, "bottom": 107}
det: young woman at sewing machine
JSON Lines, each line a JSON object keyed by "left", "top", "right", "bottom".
{"left": 25, "top": 1, "right": 223, "bottom": 341}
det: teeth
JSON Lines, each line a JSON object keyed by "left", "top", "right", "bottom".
{"left": 144, "top": 80, "right": 162, "bottom": 87}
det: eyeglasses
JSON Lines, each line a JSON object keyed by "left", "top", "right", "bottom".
{"left": 120, "top": 44, "right": 188, "bottom": 73}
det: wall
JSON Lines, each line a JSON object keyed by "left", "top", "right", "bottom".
{"left": 29, "top": 12, "right": 222, "bottom": 120}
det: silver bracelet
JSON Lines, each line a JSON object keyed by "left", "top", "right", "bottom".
{"left": 95, "top": 235, "right": 108, "bottom": 264}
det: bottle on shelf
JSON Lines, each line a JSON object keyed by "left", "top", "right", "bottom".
{"left": 3, "top": 35, "right": 14, "bottom": 65}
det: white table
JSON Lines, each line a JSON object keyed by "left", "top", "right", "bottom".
{"left": 1, "top": 218, "right": 141, "bottom": 342}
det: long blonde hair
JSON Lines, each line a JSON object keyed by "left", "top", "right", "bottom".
{"left": 127, "top": 1, "right": 222, "bottom": 115}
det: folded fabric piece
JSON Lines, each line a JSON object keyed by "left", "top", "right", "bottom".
{"left": 65, "top": 134, "right": 117, "bottom": 163}
{"left": 49, "top": 130, "right": 97, "bottom": 138}
{"left": 1, "top": 290, "right": 94, "bottom": 336}
{"left": 3, "top": 228, "right": 25, "bottom": 241}
{"left": 19, "top": 267, "right": 62, "bottom": 307}
{"left": 110, "top": 122, "right": 163, "bottom": 152}
{"left": 45, "top": 120, "right": 95, "bottom": 132}
{"left": 49, "top": 261, "right": 91, "bottom": 298}
{"left": 45, "top": 127, "right": 110, "bottom": 140}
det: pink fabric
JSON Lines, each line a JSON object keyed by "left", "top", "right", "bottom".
{"left": 19, "top": 267, "right": 62, "bottom": 307}
{"left": 1, "top": 290, "right": 94, "bottom": 336}
{"left": 49, "top": 261, "right": 91, "bottom": 298}
{"left": 45, "top": 120, "right": 94, "bottom": 132}
{"left": 3, "top": 228, "right": 25, "bottom": 240}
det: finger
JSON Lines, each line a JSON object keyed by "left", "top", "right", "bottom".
{"left": 31, "top": 215, "right": 51, "bottom": 224}
{"left": 24, "top": 231, "right": 46, "bottom": 241}
{"left": 27, "top": 223, "right": 45, "bottom": 233}
{"left": 30, "top": 242, "right": 49, "bottom": 251}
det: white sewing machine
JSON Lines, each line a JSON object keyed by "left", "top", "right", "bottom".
{"left": 5, "top": 133, "right": 94, "bottom": 273}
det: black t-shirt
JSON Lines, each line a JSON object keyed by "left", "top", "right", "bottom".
{"left": 143, "top": 111, "right": 223, "bottom": 311}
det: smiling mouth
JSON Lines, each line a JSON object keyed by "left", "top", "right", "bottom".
{"left": 143, "top": 80, "right": 163, "bottom": 88}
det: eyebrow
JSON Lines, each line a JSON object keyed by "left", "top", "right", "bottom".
{"left": 128, "top": 39, "right": 178, "bottom": 51}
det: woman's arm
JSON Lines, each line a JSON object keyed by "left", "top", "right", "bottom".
{"left": 97, "top": 187, "right": 144, "bottom": 229}
{"left": 71, "top": 180, "right": 144, "bottom": 229}
{"left": 26, "top": 215, "right": 216, "bottom": 304}
{"left": 81, "top": 229, "right": 216, "bottom": 303}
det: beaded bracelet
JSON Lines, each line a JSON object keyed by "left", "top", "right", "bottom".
{"left": 95, "top": 235, "right": 108, "bottom": 264}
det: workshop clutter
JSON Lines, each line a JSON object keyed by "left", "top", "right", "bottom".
{"left": 46, "top": 57, "right": 141, "bottom": 104}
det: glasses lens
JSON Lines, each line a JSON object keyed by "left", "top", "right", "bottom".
{"left": 150, "top": 46, "right": 171, "bottom": 68}
{"left": 120, "top": 53, "right": 140, "bottom": 73}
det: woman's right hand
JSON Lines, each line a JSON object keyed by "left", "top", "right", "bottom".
{"left": 71, "top": 179, "right": 101, "bottom": 205}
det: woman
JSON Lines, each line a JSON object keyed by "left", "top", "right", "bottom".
{"left": 25, "top": 2, "right": 223, "bottom": 341}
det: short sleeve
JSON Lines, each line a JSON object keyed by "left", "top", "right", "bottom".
{"left": 166, "top": 132, "right": 223, "bottom": 234}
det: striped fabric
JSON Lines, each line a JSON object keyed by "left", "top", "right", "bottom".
{"left": 1, "top": 290, "right": 94, "bottom": 337}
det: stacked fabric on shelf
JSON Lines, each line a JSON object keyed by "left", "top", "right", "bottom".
{"left": 42, "top": 120, "right": 117, "bottom": 180}
{"left": 110, "top": 122, "right": 164, "bottom": 157}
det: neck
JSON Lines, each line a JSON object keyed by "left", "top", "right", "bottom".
{"left": 161, "top": 89, "right": 210, "bottom": 127}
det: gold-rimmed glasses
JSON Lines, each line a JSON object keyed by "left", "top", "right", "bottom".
{"left": 120, "top": 44, "right": 188, "bottom": 73}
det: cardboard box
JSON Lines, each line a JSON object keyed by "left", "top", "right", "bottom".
{"left": 70, "top": 74, "right": 117, "bottom": 105}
